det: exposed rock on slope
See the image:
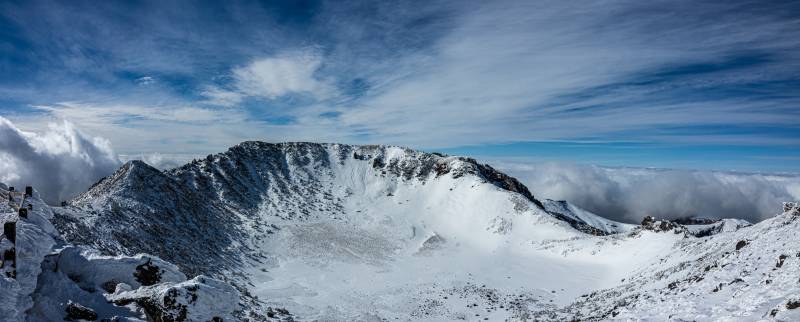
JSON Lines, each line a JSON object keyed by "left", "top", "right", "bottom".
{"left": 636, "top": 215, "right": 751, "bottom": 237}
{"left": 543, "top": 199, "right": 634, "bottom": 235}
{"left": 109, "top": 275, "right": 238, "bottom": 322}
{"left": 683, "top": 218, "right": 751, "bottom": 237}
{"left": 563, "top": 206, "right": 800, "bottom": 321}
{"left": 61, "top": 160, "right": 237, "bottom": 277}
{"left": 0, "top": 185, "right": 238, "bottom": 322}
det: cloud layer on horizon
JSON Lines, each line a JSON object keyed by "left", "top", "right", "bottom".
{"left": 0, "top": 116, "right": 120, "bottom": 203}
{"left": 497, "top": 161, "right": 800, "bottom": 224}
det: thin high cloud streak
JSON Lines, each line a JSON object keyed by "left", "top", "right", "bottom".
{"left": 0, "top": 117, "right": 120, "bottom": 203}
{"left": 498, "top": 162, "right": 800, "bottom": 224}
{"left": 339, "top": 0, "right": 800, "bottom": 147}
{"left": 1, "top": 0, "right": 798, "bottom": 162}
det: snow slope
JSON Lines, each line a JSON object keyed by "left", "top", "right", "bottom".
{"left": 0, "top": 185, "right": 239, "bottom": 321}
{"left": 566, "top": 205, "right": 800, "bottom": 321}
{"left": 49, "top": 142, "right": 799, "bottom": 321}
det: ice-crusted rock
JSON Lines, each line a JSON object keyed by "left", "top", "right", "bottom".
{"left": 0, "top": 185, "right": 239, "bottom": 322}
{"left": 30, "top": 246, "right": 238, "bottom": 321}
{"left": 64, "top": 301, "right": 98, "bottom": 321}
{"left": 784, "top": 202, "right": 799, "bottom": 216}
{"left": 1, "top": 186, "right": 59, "bottom": 321}
{"left": 109, "top": 275, "right": 238, "bottom": 322}
{"left": 639, "top": 215, "right": 686, "bottom": 234}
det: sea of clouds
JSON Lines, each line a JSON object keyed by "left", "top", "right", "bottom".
{"left": 497, "top": 161, "right": 800, "bottom": 224}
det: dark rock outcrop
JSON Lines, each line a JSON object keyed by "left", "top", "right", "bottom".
{"left": 640, "top": 216, "right": 684, "bottom": 234}
{"left": 784, "top": 202, "right": 799, "bottom": 216}
{"left": 134, "top": 259, "right": 163, "bottom": 286}
{"left": 109, "top": 276, "right": 237, "bottom": 322}
{"left": 3, "top": 221, "right": 15, "bottom": 244}
{"left": 64, "top": 301, "right": 98, "bottom": 321}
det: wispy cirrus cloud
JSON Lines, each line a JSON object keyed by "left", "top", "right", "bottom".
{"left": 329, "top": 0, "right": 800, "bottom": 148}
{"left": 0, "top": 0, "right": 798, "bottom": 171}
{"left": 32, "top": 103, "right": 237, "bottom": 124}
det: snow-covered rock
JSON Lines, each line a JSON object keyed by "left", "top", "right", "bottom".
{"left": 683, "top": 218, "right": 751, "bottom": 237}
{"left": 784, "top": 202, "right": 799, "bottom": 216}
{"left": 0, "top": 185, "right": 239, "bottom": 322}
{"left": 1, "top": 186, "right": 59, "bottom": 321}
{"left": 109, "top": 275, "right": 238, "bottom": 322}
{"left": 563, "top": 206, "right": 800, "bottom": 321}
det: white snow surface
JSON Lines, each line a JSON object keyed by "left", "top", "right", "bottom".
{"left": 43, "top": 142, "right": 800, "bottom": 321}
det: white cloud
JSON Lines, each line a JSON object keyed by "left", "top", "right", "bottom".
{"left": 4, "top": 0, "right": 798, "bottom": 167}
{"left": 20, "top": 101, "right": 364, "bottom": 158}
{"left": 200, "top": 86, "right": 244, "bottom": 107}
{"left": 32, "top": 102, "right": 240, "bottom": 125}
{"left": 5, "top": 0, "right": 799, "bottom": 153}
{"left": 204, "top": 50, "right": 335, "bottom": 106}
{"left": 136, "top": 76, "right": 155, "bottom": 85}
{"left": 321, "top": 0, "right": 800, "bottom": 148}
{"left": 496, "top": 161, "right": 800, "bottom": 223}
{"left": 0, "top": 116, "right": 121, "bottom": 203}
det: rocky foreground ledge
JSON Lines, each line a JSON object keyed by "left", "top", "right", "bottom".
{"left": 0, "top": 184, "right": 239, "bottom": 322}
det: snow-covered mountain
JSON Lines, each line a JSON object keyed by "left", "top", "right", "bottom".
{"left": 566, "top": 204, "right": 799, "bottom": 321}
{"left": 0, "top": 183, "right": 239, "bottom": 322}
{"left": 38, "top": 142, "right": 800, "bottom": 321}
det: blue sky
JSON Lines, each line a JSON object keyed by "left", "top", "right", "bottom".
{"left": 1, "top": 0, "right": 799, "bottom": 172}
